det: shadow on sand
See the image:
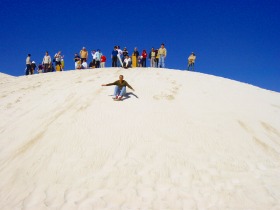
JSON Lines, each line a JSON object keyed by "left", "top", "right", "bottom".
{"left": 122, "top": 92, "right": 138, "bottom": 101}
{"left": 109, "top": 92, "right": 138, "bottom": 101}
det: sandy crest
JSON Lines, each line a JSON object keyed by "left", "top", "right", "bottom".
{"left": 0, "top": 68, "right": 280, "bottom": 210}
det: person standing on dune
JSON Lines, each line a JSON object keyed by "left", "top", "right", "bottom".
{"left": 80, "top": 47, "right": 88, "bottom": 63}
{"left": 111, "top": 46, "right": 118, "bottom": 67}
{"left": 101, "top": 75, "right": 135, "bottom": 101}
{"left": 187, "top": 52, "right": 196, "bottom": 71}
{"left": 42, "top": 51, "right": 52, "bottom": 73}
{"left": 158, "top": 43, "right": 167, "bottom": 68}
{"left": 25, "top": 54, "right": 31, "bottom": 75}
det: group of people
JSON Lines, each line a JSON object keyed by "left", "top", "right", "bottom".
{"left": 74, "top": 47, "right": 107, "bottom": 70}
{"left": 25, "top": 44, "right": 197, "bottom": 75}
{"left": 111, "top": 43, "right": 168, "bottom": 69}
{"left": 25, "top": 51, "right": 65, "bottom": 75}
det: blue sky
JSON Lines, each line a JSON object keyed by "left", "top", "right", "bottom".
{"left": 1, "top": 0, "right": 279, "bottom": 92}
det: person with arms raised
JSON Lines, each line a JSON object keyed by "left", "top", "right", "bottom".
{"left": 102, "top": 75, "right": 135, "bottom": 101}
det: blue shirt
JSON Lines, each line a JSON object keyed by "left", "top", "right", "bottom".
{"left": 111, "top": 50, "right": 118, "bottom": 57}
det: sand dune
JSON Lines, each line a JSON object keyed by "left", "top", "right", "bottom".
{"left": 0, "top": 68, "right": 280, "bottom": 210}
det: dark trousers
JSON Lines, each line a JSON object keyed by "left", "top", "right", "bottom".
{"left": 55, "top": 61, "right": 62, "bottom": 71}
{"left": 142, "top": 58, "right": 146, "bottom": 67}
{"left": 26, "top": 64, "right": 31, "bottom": 75}
{"left": 188, "top": 63, "right": 195, "bottom": 71}
{"left": 43, "top": 64, "right": 50, "bottom": 73}
{"left": 95, "top": 61, "right": 100, "bottom": 68}
{"left": 81, "top": 58, "right": 87, "bottom": 63}
{"left": 112, "top": 56, "right": 117, "bottom": 67}
{"left": 155, "top": 58, "right": 159, "bottom": 67}
{"left": 123, "top": 61, "right": 132, "bottom": 68}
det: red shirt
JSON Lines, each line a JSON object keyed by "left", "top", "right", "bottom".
{"left": 101, "top": 55, "right": 106, "bottom": 62}
{"left": 142, "top": 52, "right": 147, "bottom": 58}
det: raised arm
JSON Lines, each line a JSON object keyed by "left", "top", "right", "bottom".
{"left": 101, "top": 81, "right": 117, "bottom": 86}
{"left": 126, "top": 82, "right": 134, "bottom": 91}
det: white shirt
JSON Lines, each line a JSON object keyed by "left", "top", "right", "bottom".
{"left": 91, "top": 52, "right": 96, "bottom": 60}
{"left": 82, "top": 62, "right": 88, "bottom": 69}
{"left": 124, "top": 57, "right": 131, "bottom": 63}
{"left": 55, "top": 53, "right": 61, "bottom": 62}
{"left": 95, "top": 52, "right": 101, "bottom": 61}
{"left": 26, "top": 56, "right": 31, "bottom": 64}
{"left": 117, "top": 49, "right": 123, "bottom": 55}
{"left": 42, "top": 55, "right": 51, "bottom": 64}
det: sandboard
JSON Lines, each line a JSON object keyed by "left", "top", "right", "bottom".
{"left": 76, "top": 61, "right": 82, "bottom": 69}
{"left": 55, "top": 65, "right": 61, "bottom": 71}
{"left": 113, "top": 98, "right": 123, "bottom": 101}
{"left": 61, "top": 60, "right": 64, "bottom": 70}
{"left": 117, "top": 54, "right": 123, "bottom": 67}
{"left": 132, "top": 55, "right": 137, "bottom": 67}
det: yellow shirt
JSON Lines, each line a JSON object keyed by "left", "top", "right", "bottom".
{"left": 188, "top": 55, "right": 196, "bottom": 64}
{"left": 80, "top": 50, "right": 88, "bottom": 59}
{"left": 158, "top": 48, "right": 167, "bottom": 57}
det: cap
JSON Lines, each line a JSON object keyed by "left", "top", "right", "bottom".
{"left": 32, "top": 61, "right": 35, "bottom": 63}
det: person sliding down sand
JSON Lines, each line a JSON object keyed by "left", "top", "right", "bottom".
{"left": 102, "top": 75, "right": 135, "bottom": 101}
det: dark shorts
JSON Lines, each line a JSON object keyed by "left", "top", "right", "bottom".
{"left": 43, "top": 63, "right": 51, "bottom": 72}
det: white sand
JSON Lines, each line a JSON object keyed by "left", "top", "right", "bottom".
{"left": 0, "top": 68, "right": 280, "bottom": 210}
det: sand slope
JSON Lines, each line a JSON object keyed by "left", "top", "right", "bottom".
{"left": 0, "top": 68, "right": 280, "bottom": 210}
